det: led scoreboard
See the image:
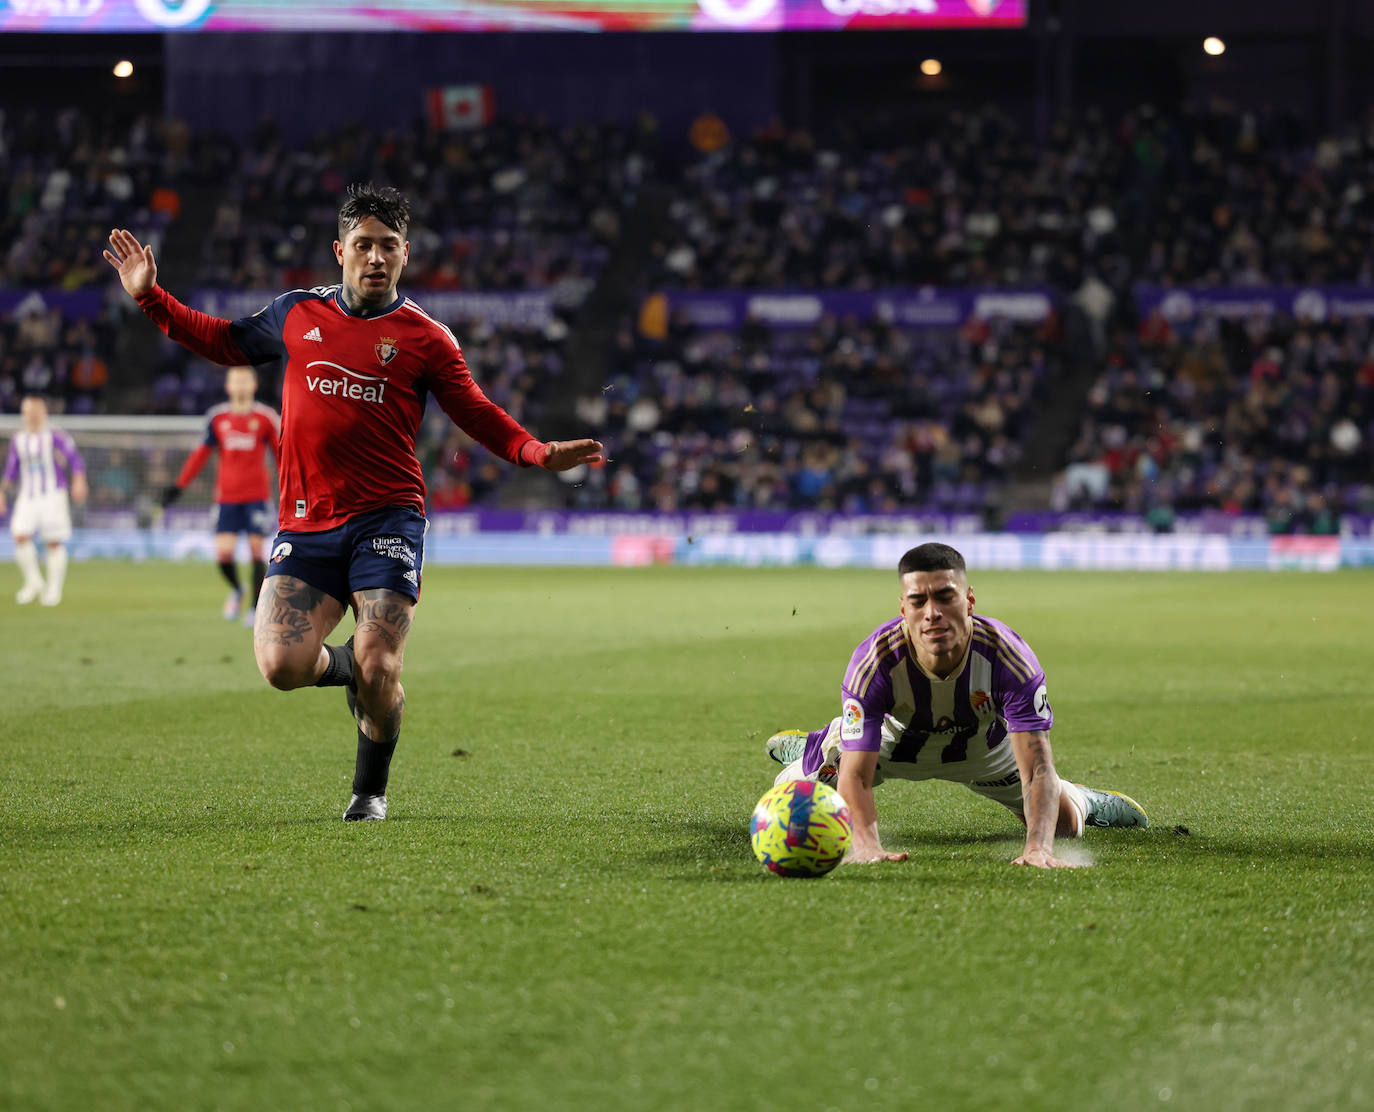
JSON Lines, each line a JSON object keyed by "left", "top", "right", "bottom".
{"left": 1, "top": 0, "right": 1027, "bottom": 33}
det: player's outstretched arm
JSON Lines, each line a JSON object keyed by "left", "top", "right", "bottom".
{"left": 1009, "top": 730, "right": 1080, "bottom": 869}
{"left": 539, "top": 439, "right": 605, "bottom": 471}
{"left": 838, "top": 750, "right": 909, "bottom": 864}
{"left": 103, "top": 228, "right": 157, "bottom": 299}
{"left": 104, "top": 231, "right": 250, "bottom": 366}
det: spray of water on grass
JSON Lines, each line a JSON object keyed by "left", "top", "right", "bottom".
{"left": 1055, "top": 843, "right": 1096, "bottom": 868}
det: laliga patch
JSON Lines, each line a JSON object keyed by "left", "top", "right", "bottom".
{"left": 1033, "top": 684, "right": 1052, "bottom": 722}
{"left": 841, "top": 698, "right": 865, "bottom": 742}
{"left": 270, "top": 541, "right": 293, "bottom": 564}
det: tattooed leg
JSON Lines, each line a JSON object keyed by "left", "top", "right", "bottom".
{"left": 253, "top": 575, "right": 347, "bottom": 690}
{"left": 349, "top": 588, "right": 415, "bottom": 742}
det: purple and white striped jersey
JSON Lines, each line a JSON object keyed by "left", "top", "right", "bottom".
{"left": 834, "top": 614, "right": 1052, "bottom": 777}
{"left": 4, "top": 427, "right": 85, "bottom": 500}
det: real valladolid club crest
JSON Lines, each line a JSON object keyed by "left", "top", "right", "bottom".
{"left": 375, "top": 337, "right": 399, "bottom": 366}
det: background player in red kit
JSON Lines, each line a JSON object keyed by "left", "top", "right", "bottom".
{"left": 105, "top": 184, "right": 603, "bottom": 821}
{"left": 162, "top": 365, "right": 280, "bottom": 626}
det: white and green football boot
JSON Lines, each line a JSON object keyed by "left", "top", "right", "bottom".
{"left": 765, "top": 729, "right": 809, "bottom": 767}
{"left": 1075, "top": 784, "right": 1148, "bottom": 829}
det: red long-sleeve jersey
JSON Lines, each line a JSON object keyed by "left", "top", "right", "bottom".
{"left": 175, "top": 403, "right": 280, "bottom": 504}
{"left": 137, "top": 284, "right": 541, "bottom": 532}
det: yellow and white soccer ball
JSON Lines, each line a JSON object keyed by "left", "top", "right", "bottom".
{"left": 750, "top": 780, "right": 852, "bottom": 877}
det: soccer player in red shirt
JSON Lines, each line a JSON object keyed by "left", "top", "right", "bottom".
{"left": 105, "top": 184, "right": 603, "bottom": 821}
{"left": 162, "top": 366, "right": 280, "bottom": 626}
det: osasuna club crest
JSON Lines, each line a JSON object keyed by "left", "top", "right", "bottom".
{"left": 375, "top": 336, "right": 399, "bottom": 366}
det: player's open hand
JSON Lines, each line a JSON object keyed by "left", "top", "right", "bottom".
{"left": 103, "top": 228, "right": 158, "bottom": 299}
{"left": 1012, "top": 848, "right": 1082, "bottom": 869}
{"left": 541, "top": 439, "right": 605, "bottom": 471}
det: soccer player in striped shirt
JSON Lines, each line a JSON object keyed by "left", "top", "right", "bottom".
{"left": 2, "top": 395, "right": 87, "bottom": 607}
{"left": 105, "top": 184, "right": 603, "bottom": 822}
{"left": 766, "top": 542, "right": 1147, "bottom": 869}
{"left": 161, "top": 366, "right": 281, "bottom": 627}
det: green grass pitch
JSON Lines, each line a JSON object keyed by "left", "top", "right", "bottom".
{"left": 2, "top": 563, "right": 1371, "bottom": 1111}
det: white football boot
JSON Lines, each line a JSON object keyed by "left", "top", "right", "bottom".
{"left": 343, "top": 794, "right": 387, "bottom": 822}
{"left": 1075, "top": 784, "right": 1149, "bottom": 828}
{"left": 765, "top": 729, "right": 809, "bottom": 766}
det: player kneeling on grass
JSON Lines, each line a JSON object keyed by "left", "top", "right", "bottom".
{"left": 105, "top": 185, "right": 603, "bottom": 822}
{"left": 766, "top": 542, "right": 1147, "bottom": 869}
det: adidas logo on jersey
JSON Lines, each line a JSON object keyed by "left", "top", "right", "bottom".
{"left": 303, "top": 327, "right": 323, "bottom": 342}
{"left": 402, "top": 569, "right": 418, "bottom": 585}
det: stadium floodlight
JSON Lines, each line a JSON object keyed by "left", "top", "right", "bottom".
{"left": 920, "top": 58, "right": 942, "bottom": 77}
{"left": 1203, "top": 36, "right": 1226, "bottom": 56}
{"left": 113, "top": 60, "right": 134, "bottom": 78}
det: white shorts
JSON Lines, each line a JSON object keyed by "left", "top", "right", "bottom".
{"left": 10, "top": 491, "right": 73, "bottom": 543}
{"left": 775, "top": 714, "right": 1027, "bottom": 817}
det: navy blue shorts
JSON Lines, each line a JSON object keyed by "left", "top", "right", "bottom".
{"left": 216, "top": 501, "right": 273, "bottom": 537}
{"left": 265, "top": 506, "right": 427, "bottom": 606}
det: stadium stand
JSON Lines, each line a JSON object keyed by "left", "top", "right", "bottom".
{"left": 645, "top": 108, "right": 1130, "bottom": 291}
{"left": 554, "top": 307, "right": 1058, "bottom": 514}
{"left": 1054, "top": 312, "right": 1374, "bottom": 528}
{"left": 3, "top": 99, "right": 1373, "bottom": 530}
{"left": 196, "top": 118, "right": 652, "bottom": 302}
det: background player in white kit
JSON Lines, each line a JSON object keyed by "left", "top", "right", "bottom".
{"left": 767, "top": 542, "right": 1147, "bottom": 869}
{"left": 1, "top": 395, "right": 88, "bottom": 607}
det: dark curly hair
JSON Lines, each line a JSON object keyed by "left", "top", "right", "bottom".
{"left": 337, "top": 183, "right": 411, "bottom": 241}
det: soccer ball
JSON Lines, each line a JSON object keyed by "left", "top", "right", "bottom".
{"left": 750, "top": 780, "right": 852, "bottom": 877}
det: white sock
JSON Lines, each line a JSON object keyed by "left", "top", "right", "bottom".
{"left": 1059, "top": 780, "right": 1088, "bottom": 838}
{"left": 45, "top": 545, "right": 68, "bottom": 597}
{"left": 15, "top": 539, "right": 44, "bottom": 589}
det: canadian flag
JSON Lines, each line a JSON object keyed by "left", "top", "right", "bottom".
{"left": 426, "top": 85, "right": 494, "bottom": 131}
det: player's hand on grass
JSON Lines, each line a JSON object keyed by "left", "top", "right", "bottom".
{"left": 159, "top": 484, "right": 182, "bottom": 507}
{"left": 1012, "top": 847, "right": 1081, "bottom": 869}
{"left": 103, "top": 228, "right": 158, "bottom": 299}
{"left": 540, "top": 439, "right": 605, "bottom": 471}
{"left": 845, "top": 843, "right": 909, "bottom": 865}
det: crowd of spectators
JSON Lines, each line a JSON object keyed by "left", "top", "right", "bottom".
{"left": 648, "top": 102, "right": 1374, "bottom": 294}
{"left": 5, "top": 100, "right": 1374, "bottom": 529}
{"left": 541, "top": 309, "right": 1055, "bottom": 514}
{"left": 1128, "top": 105, "right": 1374, "bottom": 287}
{"left": 0, "top": 292, "right": 121, "bottom": 415}
{"left": 1055, "top": 311, "right": 1374, "bottom": 529}
{"left": 198, "top": 118, "right": 655, "bottom": 307}
{"left": 0, "top": 109, "right": 214, "bottom": 291}
{"left": 646, "top": 108, "right": 1130, "bottom": 293}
